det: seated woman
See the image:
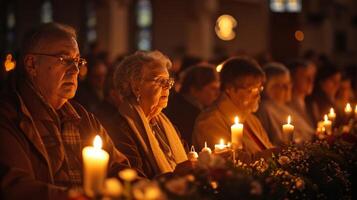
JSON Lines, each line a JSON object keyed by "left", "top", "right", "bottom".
{"left": 164, "top": 64, "right": 220, "bottom": 145}
{"left": 256, "top": 63, "right": 314, "bottom": 146}
{"left": 111, "top": 50, "right": 188, "bottom": 179}
{"left": 192, "top": 56, "right": 274, "bottom": 159}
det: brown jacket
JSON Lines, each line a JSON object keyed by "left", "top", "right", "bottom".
{"left": 0, "top": 82, "right": 129, "bottom": 200}
{"left": 192, "top": 93, "right": 274, "bottom": 155}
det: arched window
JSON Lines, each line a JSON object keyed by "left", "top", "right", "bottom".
{"left": 41, "top": 0, "right": 53, "bottom": 23}
{"left": 136, "top": 0, "right": 152, "bottom": 50}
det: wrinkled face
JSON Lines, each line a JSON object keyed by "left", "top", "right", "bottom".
{"left": 266, "top": 73, "right": 292, "bottom": 104}
{"left": 137, "top": 63, "right": 173, "bottom": 114}
{"left": 320, "top": 73, "right": 341, "bottom": 98}
{"left": 26, "top": 37, "right": 81, "bottom": 105}
{"left": 292, "top": 64, "right": 316, "bottom": 96}
{"left": 195, "top": 80, "right": 220, "bottom": 107}
{"left": 226, "top": 75, "right": 264, "bottom": 113}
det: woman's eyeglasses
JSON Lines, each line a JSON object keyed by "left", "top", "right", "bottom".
{"left": 146, "top": 77, "right": 175, "bottom": 89}
{"left": 30, "top": 53, "right": 87, "bottom": 68}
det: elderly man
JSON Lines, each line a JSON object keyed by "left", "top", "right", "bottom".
{"left": 192, "top": 56, "right": 274, "bottom": 159}
{"left": 0, "top": 23, "right": 129, "bottom": 200}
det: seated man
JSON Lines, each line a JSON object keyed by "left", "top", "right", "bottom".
{"left": 192, "top": 56, "right": 274, "bottom": 158}
{"left": 0, "top": 23, "right": 129, "bottom": 200}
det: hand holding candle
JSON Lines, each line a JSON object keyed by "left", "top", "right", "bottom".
{"left": 82, "top": 135, "right": 109, "bottom": 197}
{"left": 231, "top": 116, "right": 243, "bottom": 149}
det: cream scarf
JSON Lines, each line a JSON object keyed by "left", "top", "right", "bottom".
{"left": 118, "top": 100, "right": 187, "bottom": 174}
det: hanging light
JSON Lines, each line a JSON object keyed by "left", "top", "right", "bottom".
{"left": 215, "top": 14, "right": 237, "bottom": 41}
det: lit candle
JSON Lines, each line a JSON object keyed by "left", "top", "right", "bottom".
{"left": 82, "top": 135, "right": 110, "bottom": 197}
{"left": 328, "top": 108, "right": 336, "bottom": 122}
{"left": 282, "top": 115, "right": 294, "bottom": 135}
{"left": 200, "top": 141, "right": 212, "bottom": 154}
{"left": 187, "top": 146, "right": 199, "bottom": 161}
{"left": 355, "top": 105, "right": 357, "bottom": 118}
{"left": 345, "top": 103, "right": 352, "bottom": 115}
{"left": 323, "top": 114, "right": 332, "bottom": 135}
{"left": 214, "top": 139, "right": 227, "bottom": 153}
{"left": 231, "top": 116, "right": 243, "bottom": 149}
{"left": 316, "top": 122, "right": 326, "bottom": 140}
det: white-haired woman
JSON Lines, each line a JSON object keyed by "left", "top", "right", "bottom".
{"left": 109, "top": 50, "right": 188, "bottom": 178}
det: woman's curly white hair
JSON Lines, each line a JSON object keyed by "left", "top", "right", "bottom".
{"left": 113, "top": 50, "right": 172, "bottom": 99}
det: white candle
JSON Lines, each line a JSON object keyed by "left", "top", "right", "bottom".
{"left": 214, "top": 139, "right": 228, "bottom": 153}
{"left": 82, "top": 135, "right": 110, "bottom": 197}
{"left": 345, "top": 103, "right": 352, "bottom": 115}
{"left": 187, "top": 145, "right": 199, "bottom": 161}
{"left": 328, "top": 108, "right": 336, "bottom": 121}
{"left": 200, "top": 141, "right": 212, "bottom": 154}
{"left": 282, "top": 115, "right": 294, "bottom": 135}
{"left": 231, "top": 116, "right": 243, "bottom": 149}
{"left": 355, "top": 105, "right": 357, "bottom": 118}
{"left": 323, "top": 114, "right": 332, "bottom": 135}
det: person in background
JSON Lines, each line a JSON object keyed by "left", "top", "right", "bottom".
{"left": 164, "top": 64, "right": 220, "bottom": 145}
{"left": 256, "top": 63, "right": 314, "bottom": 146}
{"left": 0, "top": 23, "right": 129, "bottom": 200}
{"left": 192, "top": 56, "right": 274, "bottom": 158}
{"left": 110, "top": 50, "right": 189, "bottom": 179}
{"left": 307, "top": 63, "right": 341, "bottom": 125}
{"left": 75, "top": 58, "right": 108, "bottom": 114}
{"left": 287, "top": 60, "right": 316, "bottom": 128}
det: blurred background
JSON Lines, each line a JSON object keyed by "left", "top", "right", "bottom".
{"left": 1, "top": 0, "right": 357, "bottom": 64}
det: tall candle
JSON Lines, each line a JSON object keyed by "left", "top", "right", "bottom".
{"left": 83, "top": 135, "right": 109, "bottom": 197}
{"left": 323, "top": 114, "right": 332, "bottom": 135}
{"left": 328, "top": 108, "right": 336, "bottom": 121}
{"left": 345, "top": 103, "right": 352, "bottom": 115}
{"left": 231, "top": 116, "right": 243, "bottom": 149}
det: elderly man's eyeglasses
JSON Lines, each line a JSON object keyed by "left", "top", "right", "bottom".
{"left": 147, "top": 77, "right": 175, "bottom": 89}
{"left": 30, "top": 53, "right": 87, "bottom": 68}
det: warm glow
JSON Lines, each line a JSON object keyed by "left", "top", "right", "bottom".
{"left": 345, "top": 103, "right": 352, "bottom": 113}
{"left": 329, "top": 108, "right": 335, "bottom": 115}
{"left": 324, "top": 114, "right": 328, "bottom": 122}
{"left": 355, "top": 105, "right": 357, "bottom": 113}
{"left": 216, "top": 63, "right": 223, "bottom": 72}
{"left": 93, "top": 135, "right": 102, "bottom": 149}
{"left": 234, "top": 116, "right": 239, "bottom": 124}
{"left": 215, "top": 14, "right": 237, "bottom": 41}
{"left": 294, "top": 30, "right": 304, "bottom": 42}
{"left": 287, "top": 115, "right": 291, "bottom": 124}
{"left": 219, "top": 139, "right": 224, "bottom": 145}
{"left": 4, "top": 54, "right": 16, "bottom": 72}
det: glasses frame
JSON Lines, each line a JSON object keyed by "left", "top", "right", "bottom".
{"left": 30, "top": 53, "right": 87, "bottom": 68}
{"left": 145, "top": 77, "right": 175, "bottom": 90}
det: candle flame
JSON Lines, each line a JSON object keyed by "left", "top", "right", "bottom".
{"left": 190, "top": 145, "right": 196, "bottom": 152}
{"left": 93, "top": 135, "right": 102, "bottom": 149}
{"left": 345, "top": 103, "right": 352, "bottom": 112}
{"left": 204, "top": 141, "right": 208, "bottom": 148}
{"left": 234, "top": 116, "right": 239, "bottom": 124}
{"left": 329, "top": 108, "right": 335, "bottom": 114}
{"left": 287, "top": 115, "right": 291, "bottom": 124}
{"left": 355, "top": 105, "right": 357, "bottom": 113}
{"left": 324, "top": 114, "right": 328, "bottom": 121}
{"left": 220, "top": 139, "right": 224, "bottom": 145}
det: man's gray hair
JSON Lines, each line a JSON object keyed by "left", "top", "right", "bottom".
{"left": 113, "top": 50, "right": 172, "bottom": 99}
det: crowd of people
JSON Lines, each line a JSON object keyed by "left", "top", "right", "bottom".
{"left": 0, "top": 22, "right": 356, "bottom": 199}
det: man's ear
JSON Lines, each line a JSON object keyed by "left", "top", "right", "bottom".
{"left": 23, "top": 55, "right": 37, "bottom": 77}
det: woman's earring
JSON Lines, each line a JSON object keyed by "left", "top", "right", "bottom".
{"left": 136, "top": 94, "right": 141, "bottom": 103}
